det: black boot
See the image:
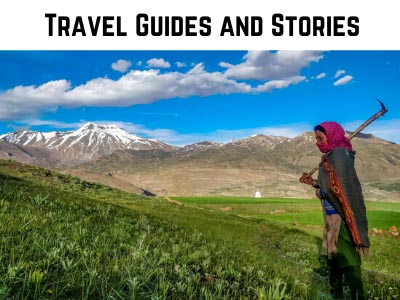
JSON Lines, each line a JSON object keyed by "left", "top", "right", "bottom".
{"left": 328, "top": 257, "right": 344, "bottom": 299}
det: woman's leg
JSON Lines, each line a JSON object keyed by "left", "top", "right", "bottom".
{"left": 342, "top": 266, "right": 366, "bottom": 300}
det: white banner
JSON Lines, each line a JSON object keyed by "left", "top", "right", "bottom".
{"left": 1, "top": 0, "right": 399, "bottom": 50}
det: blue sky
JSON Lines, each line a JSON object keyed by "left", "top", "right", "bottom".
{"left": 0, "top": 50, "right": 399, "bottom": 145}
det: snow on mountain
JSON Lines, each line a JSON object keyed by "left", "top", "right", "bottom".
{"left": 1, "top": 122, "right": 176, "bottom": 164}
{"left": 181, "top": 141, "right": 223, "bottom": 152}
{"left": 68, "top": 123, "right": 141, "bottom": 147}
{"left": 0, "top": 130, "right": 61, "bottom": 146}
{"left": 226, "top": 134, "right": 289, "bottom": 150}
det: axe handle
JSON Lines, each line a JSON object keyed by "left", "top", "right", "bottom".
{"left": 307, "top": 100, "right": 388, "bottom": 176}
{"left": 348, "top": 108, "right": 388, "bottom": 140}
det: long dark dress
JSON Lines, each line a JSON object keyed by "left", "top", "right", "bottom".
{"left": 317, "top": 147, "right": 369, "bottom": 300}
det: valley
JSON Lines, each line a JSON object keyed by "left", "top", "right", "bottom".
{"left": 1, "top": 123, "right": 399, "bottom": 201}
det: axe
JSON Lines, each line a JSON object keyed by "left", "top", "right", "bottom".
{"left": 305, "top": 99, "right": 388, "bottom": 177}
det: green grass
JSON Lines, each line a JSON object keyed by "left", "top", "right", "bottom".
{"left": 173, "top": 196, "right": 400, "bottom": 229}
{"left": 172, "top": 195, "right": 400, "bottom": 299}
{"left": 172, "top": 196, "right": 313, "bottom": 205}
{"left": 1, "top": 160, "right": 399, "bottom": 299}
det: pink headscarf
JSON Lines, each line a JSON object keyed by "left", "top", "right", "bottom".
{"left": 315, "top": 121, "right": 353, "bottom": 153}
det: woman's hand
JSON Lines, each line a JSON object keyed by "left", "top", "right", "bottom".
{"left": 299, "top": 173, "right": 316, "bottom": 186}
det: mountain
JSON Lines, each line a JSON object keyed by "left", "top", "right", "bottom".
{"left": 0, "top": 123, "right": 176, "bottom": 165}
{"left": 181, "top": 141, "right": 223, "bottom": 153}
{"left": 2, "top": 124, "right": 399, "bottom": 201}
{"left": 67, "top": 132, "right": 400, "bottom": 201}
{"left": 0, "top": 140, "right": 60, "bottom": 167}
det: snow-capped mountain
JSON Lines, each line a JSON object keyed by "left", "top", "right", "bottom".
{"left": 225, "top": 134, "right": 289, "bottom": 150}
{"left": 0, "top": 122, "right": 176, "bottom": 164}
{"left": 181, "top": 141, "right": 223, "bottom": 153}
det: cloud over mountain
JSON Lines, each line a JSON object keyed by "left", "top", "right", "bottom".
{"left": 0, "top": 51, "right": 324, "bottom": 121}
{"left": 221, "top": 51, "right": 323, "bottom": 80}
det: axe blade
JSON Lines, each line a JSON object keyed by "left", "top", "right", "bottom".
{"left": 376, "top": 98, "right": 388, "bottom": 114}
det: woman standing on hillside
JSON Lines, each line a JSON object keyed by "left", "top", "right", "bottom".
{"left": 300, "top": 121, "right": 370, "bottom": 300}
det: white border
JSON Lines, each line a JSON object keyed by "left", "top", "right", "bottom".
{"left": 1, "top": 0, "right": 399, "bottom": 50}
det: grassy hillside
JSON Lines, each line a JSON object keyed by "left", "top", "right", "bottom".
{"left": 0, "top": 160, "right": 399, "bottom": 299}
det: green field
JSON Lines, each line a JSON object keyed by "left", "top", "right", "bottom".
{"left": 171, "top": 196, "right": 400, "bottom": 229}
{"left": 1, "top": 160, "right": 399, "bottom": 299}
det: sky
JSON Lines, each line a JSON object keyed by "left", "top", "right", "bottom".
{"left": 0, "top": 50, "right": 399, "bottom": 146}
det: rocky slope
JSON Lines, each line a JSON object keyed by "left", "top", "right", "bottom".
{"left": 67, "top": 132, "right": 400, "bottom": 201}
{"left": 0, "top": 140, "right": 59, "bottom": 167}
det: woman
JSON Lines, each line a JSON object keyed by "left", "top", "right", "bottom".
{"left": 300, "top": 121, "right": 369, "bottom": 300}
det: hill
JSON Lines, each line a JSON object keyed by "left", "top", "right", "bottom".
{"left": 0, "top": 140, "right": 59, "bottom": 166}
{"left": 0, "top": 159, "right": 399, "bottom": 299}
{"left": 67, "top": 132, "right": 400, "bottom": 201}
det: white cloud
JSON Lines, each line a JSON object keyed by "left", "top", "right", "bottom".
{"left": 0, "top": 51, "right": 326, "bottom": 121}
{"left": 0, "top": 80, "right": 70, "bottom": 119}
{"left": 219, "top": 61, "right": 233, "bottom": 68}
{"left": 187, "top": 63, "right": 205, "bottom": 75}
{"left": 255, "top": 76, "right": 305, "bottom": 92}
{"left": 111, "top": 59, "right": 132, "bottom": 73}
{"left": 333, "top": 75, "right": 353, "bottom": 86}
{"left": 0, "top": 65, "right": 251, "bottom": 120}
{"left": 176, "top": 61, "right": 187, "bottom": 68}
{"left": 147, "top": 58, "right": 171, "bottom": 68}
{"left": 62, "top": 67, "right": 251, "bottom": 105}
{"left": 334, "top": 70, "right": 346, "bottom": 78}
{"left": 316, "top": 73, "right": 326, "bottom": 79}
{"left": 221, "top": 50, "right": 323, "bottom": 80}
